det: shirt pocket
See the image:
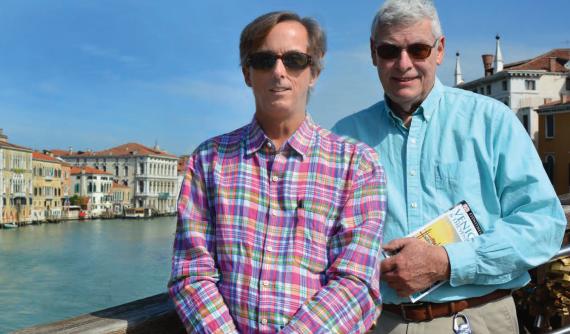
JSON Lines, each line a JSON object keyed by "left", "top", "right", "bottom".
{"left": 293, "top": 208, "right": 329, "bottom": 274}
{"left": 434, "top": 160, "right": 481, "bottom": 199}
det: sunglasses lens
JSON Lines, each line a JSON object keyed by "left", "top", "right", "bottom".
{"left": 248, "top": 52, "right": 311, "bottom": 70}
{"left": 248, "top": 52, "right": 277, "bottom": 70}
{"left": 408, "top": 44, "right": 432, "bottom": 59}
{"left": 376, "top": 43, "right": 434, "bottom": 60}
{"left": 376, "top": 44, "right": 401, "bottom": 59}
{"left": 282, "top": 52, "right": 311, "bottom": 70}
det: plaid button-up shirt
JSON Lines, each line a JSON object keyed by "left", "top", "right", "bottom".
{"left": 169, "top": 116, "right": 386, "bottom": 333}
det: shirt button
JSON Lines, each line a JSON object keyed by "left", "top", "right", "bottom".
{"left": 271, "top": 175, "right": 279, "bottom": 182}
{"left": 411, "top": 202, "right": 418, "bottom": 209}
{"left": 266, "top": 142, "right": 273, "bottom": 149}
{"left": 262, "top": 280, "right": 270, "bottom": 287}
{"left": 267, "top": 246, "right": 273, "bottom": 252}
{"left": 410, "top": 170, "right": 416, "bottom": 176}
{"left": 271, "top": 210, "right": 277, "bottom": 216}
{"left": 261, "top": 318, "right": 268, "bottom": 325}
{"left": 410, "top": 138, "right": 417, "bottom": 145}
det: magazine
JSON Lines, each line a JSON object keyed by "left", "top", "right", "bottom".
{"left": 384, "top": 201, "right": 484, "bottom": 303}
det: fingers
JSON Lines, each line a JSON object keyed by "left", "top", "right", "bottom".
{"left": 380, "top": 256, "right": 397, "bottom": 274}
{"left": 382, "top": 237, "right": 408, "bottom": 252}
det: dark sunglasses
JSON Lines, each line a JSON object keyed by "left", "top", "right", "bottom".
{"left": 375, "top": 39, "right": 438, "bottom": 60}
{"left": 246, "top": 51, "right": 312, "bottom": 71}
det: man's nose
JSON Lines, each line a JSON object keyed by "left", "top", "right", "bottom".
{"left": 272, "top": 59, "right": 287, "bottom": 77}
{"left": 395, "top": 50, "right": 414, "bottom": 70}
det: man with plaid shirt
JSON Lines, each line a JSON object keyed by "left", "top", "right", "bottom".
{"left": 168, "top": 11, "right": 386, "bottom": 334}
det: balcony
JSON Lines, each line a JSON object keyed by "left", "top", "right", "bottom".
{"left": 11, "top": 192, "right": 27, "bottom": 199}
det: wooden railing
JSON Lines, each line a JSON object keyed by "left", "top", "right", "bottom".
{"left": 11, "top": 293, "right": 185, "bottom": 334}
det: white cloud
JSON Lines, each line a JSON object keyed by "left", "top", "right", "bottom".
{"left": 79, "top": 43, "right": 142, "bottom": 66}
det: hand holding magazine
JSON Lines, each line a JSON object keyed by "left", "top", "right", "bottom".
{"left": 384, "top": 201, "right": 484, "bottom": 303}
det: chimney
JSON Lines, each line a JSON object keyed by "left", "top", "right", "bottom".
{"left": 0, "top": 128, "right": 7, "bottom": 143}
{"left": 561, "top": 94, "right": 570, "bottom": 103}
{"left": 544, "top": 98, "right": 552, "bottom": 105}
{"left": 549, "top": 57, "right": 557, "bottom": 72}
{"left": 482, "top": 54, "right": 495, "bottom": 77}
{"left": 68, "top": 146, "right": 73, "bottom": 154}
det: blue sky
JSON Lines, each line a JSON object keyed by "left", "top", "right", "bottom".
{"left": 1, "top": 1, "right": 569, "bottom": 156}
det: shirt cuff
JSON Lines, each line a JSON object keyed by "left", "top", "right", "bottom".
{"left": 444, "top": 241, "right": 477, "bottom": 286}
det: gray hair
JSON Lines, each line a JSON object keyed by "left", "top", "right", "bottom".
{"left": 370, "top": 0, "right": 443, "bottom": 40}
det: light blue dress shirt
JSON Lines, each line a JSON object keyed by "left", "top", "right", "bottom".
{"left": 332, "top": 78, "right": 566, "bottom": 304}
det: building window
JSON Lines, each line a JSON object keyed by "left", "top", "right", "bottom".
{"left": 545, "top": 114, "right": 555, "bottom": 138}
{"left": 486, "top": 85, "right": 491, "bottom": 95}
{"left": 522, "top": 115, "right": 529, "bottom": 132}
{"left": 502, "top": 80, "right": 507, "bottom": 91}
{"left": 115, "top": 165, "right": 119, "bottom": 176}
{"left": 566, "top": 77, "right": 570, "bottom": 91}
{"left": 479, "top": 87, "right": 485, "bottom": 95}
{"left": 124, "top": 166, "right": 128, "bottom": 177}
{"left": 544, "top": 155, "right": 555, "bottom": 183}
{"left": 525, "top": 79, "right": 536, "bottom": 90}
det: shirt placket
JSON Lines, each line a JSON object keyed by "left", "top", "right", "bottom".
{"left": 406, "top": 115, "right": 423, "bottom": 231}
{"left": 257, "top": 143, "right": 287, "bottom": 332}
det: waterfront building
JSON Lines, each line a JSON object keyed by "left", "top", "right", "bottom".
{"left": 537, "top": 96, "right": 570, "bottom": 195}
{"left": 57, "top": 143, "right": 178, "bottom": 215}
{"left": 70, "top": 166, "right": 113, "bottom": 218}
{"left": 110, "top": 182, "right": 132, "bottom": 215}
{"left": 31, "top": 152, "right": 64, "bottom": 222}
{"left": 0, "top": 129, "right": 33, "bottom": 226}
{"left": 456, "top": 37, "right": 570, "bottom": 145}
{"left": 59, "top": 160, "right": 72, "bottom": 207}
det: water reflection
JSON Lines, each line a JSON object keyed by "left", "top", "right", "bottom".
{"left": 0, "top": 217, "right": 176, "bottom": 332}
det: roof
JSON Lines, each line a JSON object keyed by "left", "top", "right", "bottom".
{"left": 504, "top": 48, "right": 570, "bottom": 72}
{"left": 537, "top": 100, "right": 570, "bottom": 114}
{"left": 32, "top": 151, "right": 61, "bottom": 163}
{"left": 53, "top": 142, "right": 177, "bottom": 159}
{"left": 70, "top": 166, "right": 113, "bottom": 175}
{"left": 0, "top": 141, "right": 33, "bottom": 152}
{"left": 49, "top": 149, "right": 74, "bottom": 157}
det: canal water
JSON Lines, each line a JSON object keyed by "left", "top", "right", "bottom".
{"left": 0, "top": 217, "right": 177, "bottom": 333}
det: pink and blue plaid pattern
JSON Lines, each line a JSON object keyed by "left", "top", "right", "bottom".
{"left": 169, "top": 116, "right": 386, "bottom": 333}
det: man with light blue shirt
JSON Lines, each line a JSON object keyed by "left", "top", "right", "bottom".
{"left": 332, "top": 0, "right": 566, "bottom": 333}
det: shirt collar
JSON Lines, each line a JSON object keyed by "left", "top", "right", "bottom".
{"left": 420, "top": 77, "right": 444, "bottom": 122}
{"left": 244, "top": 114, "right": 315, "bottom": 159}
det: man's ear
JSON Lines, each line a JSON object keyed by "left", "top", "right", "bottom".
{"left": 309, "top": 69, "right": 320, "bottom": 88}
{"left": 370, "top": 38, "right": 378, "bottom": 66}
{"left": 242, "top": 66, "right": 252, "bottom": 87}
{"left": 436, "top": 36, "right": 445, "bottom": 65}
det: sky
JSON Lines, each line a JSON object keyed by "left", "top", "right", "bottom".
{"left": 1, "top": 1, "right": 569, "bottom": 156}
